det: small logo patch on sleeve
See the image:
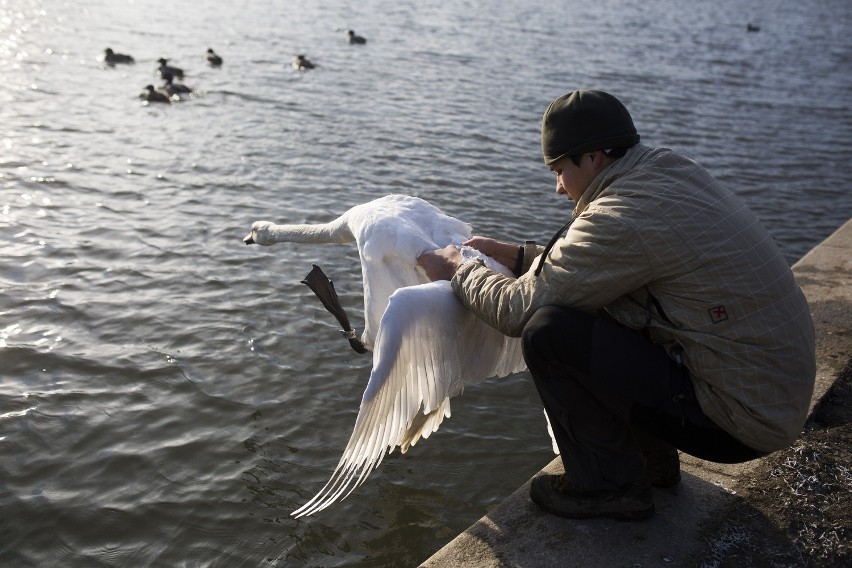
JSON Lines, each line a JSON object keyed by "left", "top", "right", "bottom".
{"left": 709, "top": 305, "right": 729, "bottom": 324}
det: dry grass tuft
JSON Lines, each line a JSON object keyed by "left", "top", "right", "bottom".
{"left": 697, "top": 360, "right": 852, "bottom": 567}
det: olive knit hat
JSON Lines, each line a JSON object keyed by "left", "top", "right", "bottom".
{"left": 541, "top": 90, "right": 640, "bottom": 165}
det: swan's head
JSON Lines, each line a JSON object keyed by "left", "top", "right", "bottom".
{"left": 243, "top": 221, "right": 275, "bottom": 246}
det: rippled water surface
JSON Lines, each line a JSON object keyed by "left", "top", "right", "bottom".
{"left": 1, "top": 0, "right": 850, "bottom": 566}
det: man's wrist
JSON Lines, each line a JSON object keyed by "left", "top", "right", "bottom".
{"left": 512, "top": 245, "right": 524, "bottom": 275}
{"left": 522, "top": 240, "right": 537, "bottom": 273}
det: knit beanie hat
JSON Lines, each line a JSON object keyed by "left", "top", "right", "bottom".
{"left": 541, "top": 90, "right": 640, "bottom": 165}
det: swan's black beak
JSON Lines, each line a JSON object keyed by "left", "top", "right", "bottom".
{"left": 301, "top": 264, "right": 368, "bottom": 354}
{"left": 243, "top": 234, "right": 255, "bottom": 245}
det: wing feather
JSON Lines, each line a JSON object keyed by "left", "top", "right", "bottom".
{"left": 292, "top": 280, "right": 525, "bottom": 517}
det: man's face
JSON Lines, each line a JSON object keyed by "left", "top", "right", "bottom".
{"left": 549, "top": 153, "right": 597, "bottom": 202}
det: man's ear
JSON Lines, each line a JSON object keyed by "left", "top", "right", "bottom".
{"left": 589, "top": 150, "right": 609, "bottom": 172}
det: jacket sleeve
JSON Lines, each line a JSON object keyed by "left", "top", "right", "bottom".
{"left": 451, "top": 206, "right": 656, "bottom": 336}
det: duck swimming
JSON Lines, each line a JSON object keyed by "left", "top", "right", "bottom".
{"left": 292, "top": 54, "right": 315, "bottom": 70}
{"left": 139, "top": 84, "right": 170, "bottom": 104}
{"left": 205, "top": 48, "right": 223, "bottom": 66}
{"left": 161, "top": 75, "right": 193, "bottom": 98}
{"left": 103, "top": 48, "right": 134, "bottom": 66}
{"left": 345, "top": 30, "right": 367, "bottom": 44}
{"left": 243, "top": 195, "right": 531, "bottom": 516}
{"left": 157, "top": 58, "right": 184, "bottom": 82}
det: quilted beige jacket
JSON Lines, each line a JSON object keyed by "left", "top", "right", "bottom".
{"left": 452, "top": 144, "right": 815, "bottom": 453}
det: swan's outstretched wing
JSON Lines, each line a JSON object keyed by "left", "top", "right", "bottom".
{"left": 291, "top": 281, "right": 525, "bottom": 517}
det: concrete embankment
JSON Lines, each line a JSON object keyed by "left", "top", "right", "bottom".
{"left": 421, "top": 217, "right": 852, "bottom": 568}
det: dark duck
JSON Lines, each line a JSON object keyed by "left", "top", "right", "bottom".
{"left": 157, "top": 58, "right": 184, "bottom": 82}
{"left": 162, "top": 76, "right": 193, "bottom": 98}
{"left": 345, "top": 30, "right": 367, "bottom": 44}
{"left": 292, "top": 54, "right": 315, "bottom": 70}
{"left": 104, "top": 48, "right": 134, "bottom": 66}
{"left": 140, "top": 85, "right": 170, "bottom": 104}
{"left": 205, "top": 48, "right": 223, "bottom": 66}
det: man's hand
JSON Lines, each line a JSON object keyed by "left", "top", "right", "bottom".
{"left": 417, "top": 245, "right": 463, "bottom": 281}
{"left": 464, "top": 237, "right": 520, "bottom": 272}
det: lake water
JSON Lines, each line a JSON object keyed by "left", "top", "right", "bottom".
{"left": 1, "top": 0, "right": 850, "bottom": 566}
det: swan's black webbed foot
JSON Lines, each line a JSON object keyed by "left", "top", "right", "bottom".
{"left": 301, "top": 264, "right": 368, "bottom": 354}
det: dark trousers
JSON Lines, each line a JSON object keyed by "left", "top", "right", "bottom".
{"left": 522, "top": 306, "right": 764, "bottom": 491}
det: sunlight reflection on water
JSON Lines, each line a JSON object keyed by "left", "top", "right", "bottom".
{"left": 0, "top": 0, "right": 850, "bottom": 566}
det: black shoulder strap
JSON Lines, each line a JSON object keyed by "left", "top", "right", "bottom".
{"left": 534, "top": 217, "right": 577, "bottom": 277}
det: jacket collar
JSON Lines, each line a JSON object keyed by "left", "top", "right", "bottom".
{"left": 573, "top": 143, "right": 654, "bottom": 217}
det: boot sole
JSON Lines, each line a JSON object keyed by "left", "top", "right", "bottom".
{"left": 651, "top": 472, "right": 682, "bottom": 488}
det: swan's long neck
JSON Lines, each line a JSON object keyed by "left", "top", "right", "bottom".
{"left": 268, "top": 216, "right": 354, "bottom": 244}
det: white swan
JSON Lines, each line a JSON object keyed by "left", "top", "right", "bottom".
{"left": 246, "top": 194, "right": 470, "bottom": 350}
{"left": 243, "top": 194, "right": 527, "bottom": 517}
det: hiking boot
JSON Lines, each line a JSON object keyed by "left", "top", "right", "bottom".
{"left": 529, "top": 474, "right": 654, "bottom": 521}
{"left": 644, "top": 447, "right": 681, "bottom": 488}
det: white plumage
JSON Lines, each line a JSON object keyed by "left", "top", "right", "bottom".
{"left": 246, "top": 194, "right": 470, "bottom": 349}
{"left": 244, "top": 194, "right": 527, "bottom": 517}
